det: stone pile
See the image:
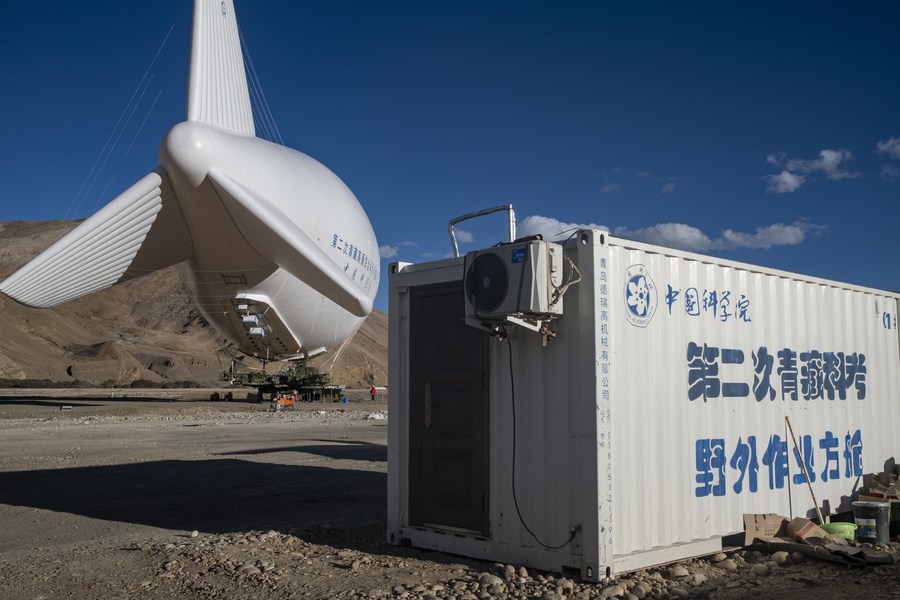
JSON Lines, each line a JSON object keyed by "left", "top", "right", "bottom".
{"left": 130, "top": 527, "right": 900, "bottom": 600}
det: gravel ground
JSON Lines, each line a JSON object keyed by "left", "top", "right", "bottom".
{"left": 1, "top": 392, "right": 898, "bottom": 600}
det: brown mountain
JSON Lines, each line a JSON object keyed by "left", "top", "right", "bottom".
{"left": 0, "top": 220, "right": 387, "bottom": 388}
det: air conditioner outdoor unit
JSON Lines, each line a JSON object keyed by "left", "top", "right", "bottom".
{"left": 464, "top": 240, "right": 564, "bottom": 320}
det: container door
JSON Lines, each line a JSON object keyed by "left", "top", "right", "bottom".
{"left": 409, "top": 282, "right": 489, "bottom": 535}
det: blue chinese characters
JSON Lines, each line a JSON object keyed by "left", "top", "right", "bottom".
{"left": 331, "top": 232, "right": 378, "bottom": 284}
{"left": 687, "top": 342, "right": 867, "bottom": 402}
{"left": 666, "top": 285, "right": 751, "bottom": 323}
{"left": 695, "top": 429, "right": 864, "bottom": 497}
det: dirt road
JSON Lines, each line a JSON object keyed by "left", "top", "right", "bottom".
{"left": 1, "top": 391, "right": 898, "bottom": 600}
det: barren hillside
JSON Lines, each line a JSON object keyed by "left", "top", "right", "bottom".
{"left": 0, "top": 220, "right": 387, "bottom": 388}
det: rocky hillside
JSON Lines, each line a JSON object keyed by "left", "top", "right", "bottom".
{"left": 0, "top": 220, "right": 387, "bottom": 388}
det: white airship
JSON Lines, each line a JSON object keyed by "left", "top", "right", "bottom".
{"left": 0, "top": 0, "right": 378, "bottom": 361}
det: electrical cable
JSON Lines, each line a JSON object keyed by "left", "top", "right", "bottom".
{"left": 239, "top": 27, "right": 284, "bottom": 146}
{"left": 66, "top": 24, "right": 175, "bottom": 220}
{"left": 550, "top": 255, "right": 582, "bottom": 308}
{"left": 506, "top": 333, "right": 576, "bottom": 549}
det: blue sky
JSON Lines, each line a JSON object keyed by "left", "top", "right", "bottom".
{"left": 1, "top": 1, "right": 898, "bottom": 312}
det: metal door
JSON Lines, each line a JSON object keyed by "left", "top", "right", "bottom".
{"left": 409, "top": 282, "right": 489, "bottom": 534}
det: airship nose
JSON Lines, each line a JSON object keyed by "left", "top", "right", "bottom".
{"left": 159, "top": 121, "right": 216, "bottom": 187}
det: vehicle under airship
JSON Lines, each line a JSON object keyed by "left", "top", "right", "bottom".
{"left": 0, "top": 0, "right": 379, "bottom": 361}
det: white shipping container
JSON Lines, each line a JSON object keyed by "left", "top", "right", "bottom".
{"left": 387, "top": 229, "right": 900, "bottom": 581}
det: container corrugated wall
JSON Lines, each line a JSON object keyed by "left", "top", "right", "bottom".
{"left": 487, "top": 326, "right": 585, "bottom": 559}
{"left": 607, "top": 237, "right": 900, "bottom": 561}
{"left": 388, "top": 230, "right": 900, "bottom": 580}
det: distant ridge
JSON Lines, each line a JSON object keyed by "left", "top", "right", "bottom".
{"left": 0, "top": 220, "right": 386, "bottom": 388}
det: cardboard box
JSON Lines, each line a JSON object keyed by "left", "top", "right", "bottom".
{"left": 787, "top": 517, "right": 833, "bottom": 546}
{"left": 743, "top": 513, "right": 788, "bottom": 545}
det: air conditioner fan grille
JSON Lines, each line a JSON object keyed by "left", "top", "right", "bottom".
{"left": 466, "top": 253, "right": 509, "bottom": 313}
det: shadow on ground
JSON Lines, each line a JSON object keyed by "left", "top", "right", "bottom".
{"left": 0, "top": 399, "right": 105, "bottom": 408}
{"left": 0, "top": 459, "right": 384, "bottom": 535}
{"left": 0, "top": 458, "right": 485, "bottom": 567}
{"left": 216, "top": 439, "right": 387, "bottom": 462}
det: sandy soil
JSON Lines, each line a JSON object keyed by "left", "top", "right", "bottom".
{"left": 1, "top": 391, "right": 898, "bottom": 600}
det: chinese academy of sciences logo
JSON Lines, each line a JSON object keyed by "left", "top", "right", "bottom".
{"left": 624, "top": 264, "right": 657, "bottom": 328}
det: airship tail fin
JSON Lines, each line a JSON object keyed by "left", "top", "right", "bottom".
{"left": 207, "top": 169, "right": 374, "bottom": 318}
{"left": 187, "top": 0, "right": 255, "bottom": 137}
{"left": 0, "top": 169, "right": 194, "bottom": 308}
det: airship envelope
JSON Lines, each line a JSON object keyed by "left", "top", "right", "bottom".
{"left": 1, "top": 0, "right": 379, "bottom": 361}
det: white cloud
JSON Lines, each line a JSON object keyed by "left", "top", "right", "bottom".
{"left": 764, "top": 170, "right": 806, "bottom": 193}
{"left": 615, "top": 220, "right": 823, "bottom": 252}
{"left": 399, "top": 240, "right": 418, "bottom": 247}
{"left": 877, "top": 137, "right": 900, "bottom": 160}
{"left": 379, "top": 245, "right": 399, "bottom": 259}
{"left": 600, "top": 183, "right": 621, "bottom": 193}
{"left": 520, "top": 214, "right": 824, "bottom": 253}
{"left": 614, "top": 223, "right": 713, "bottom": 251}
{"left": 629, "top": 171, "right": 677, "bottom": 194}
{"left": 454, "top": 229, "right": 475, "bottom": 243}
{"left": 764, "top": 148, "right": 862, "bottom": 192}
{"left": 785, "top": 149, "right": 861, "bottom": 180}
{"left": 517, "top": 215, "right": 608, "bottom": 241}
{"left": 716, "top": 223, "right": 808, "bottom": 250}
{"left": 881, "top": 163, "right": 900, "bottom": 181}
{"left": 766, "top": 152, "right": 786, "bottom": 167}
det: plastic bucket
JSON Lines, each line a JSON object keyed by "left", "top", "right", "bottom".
{"left": 852, "top": 501, "right": 890, "bottom": 544}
